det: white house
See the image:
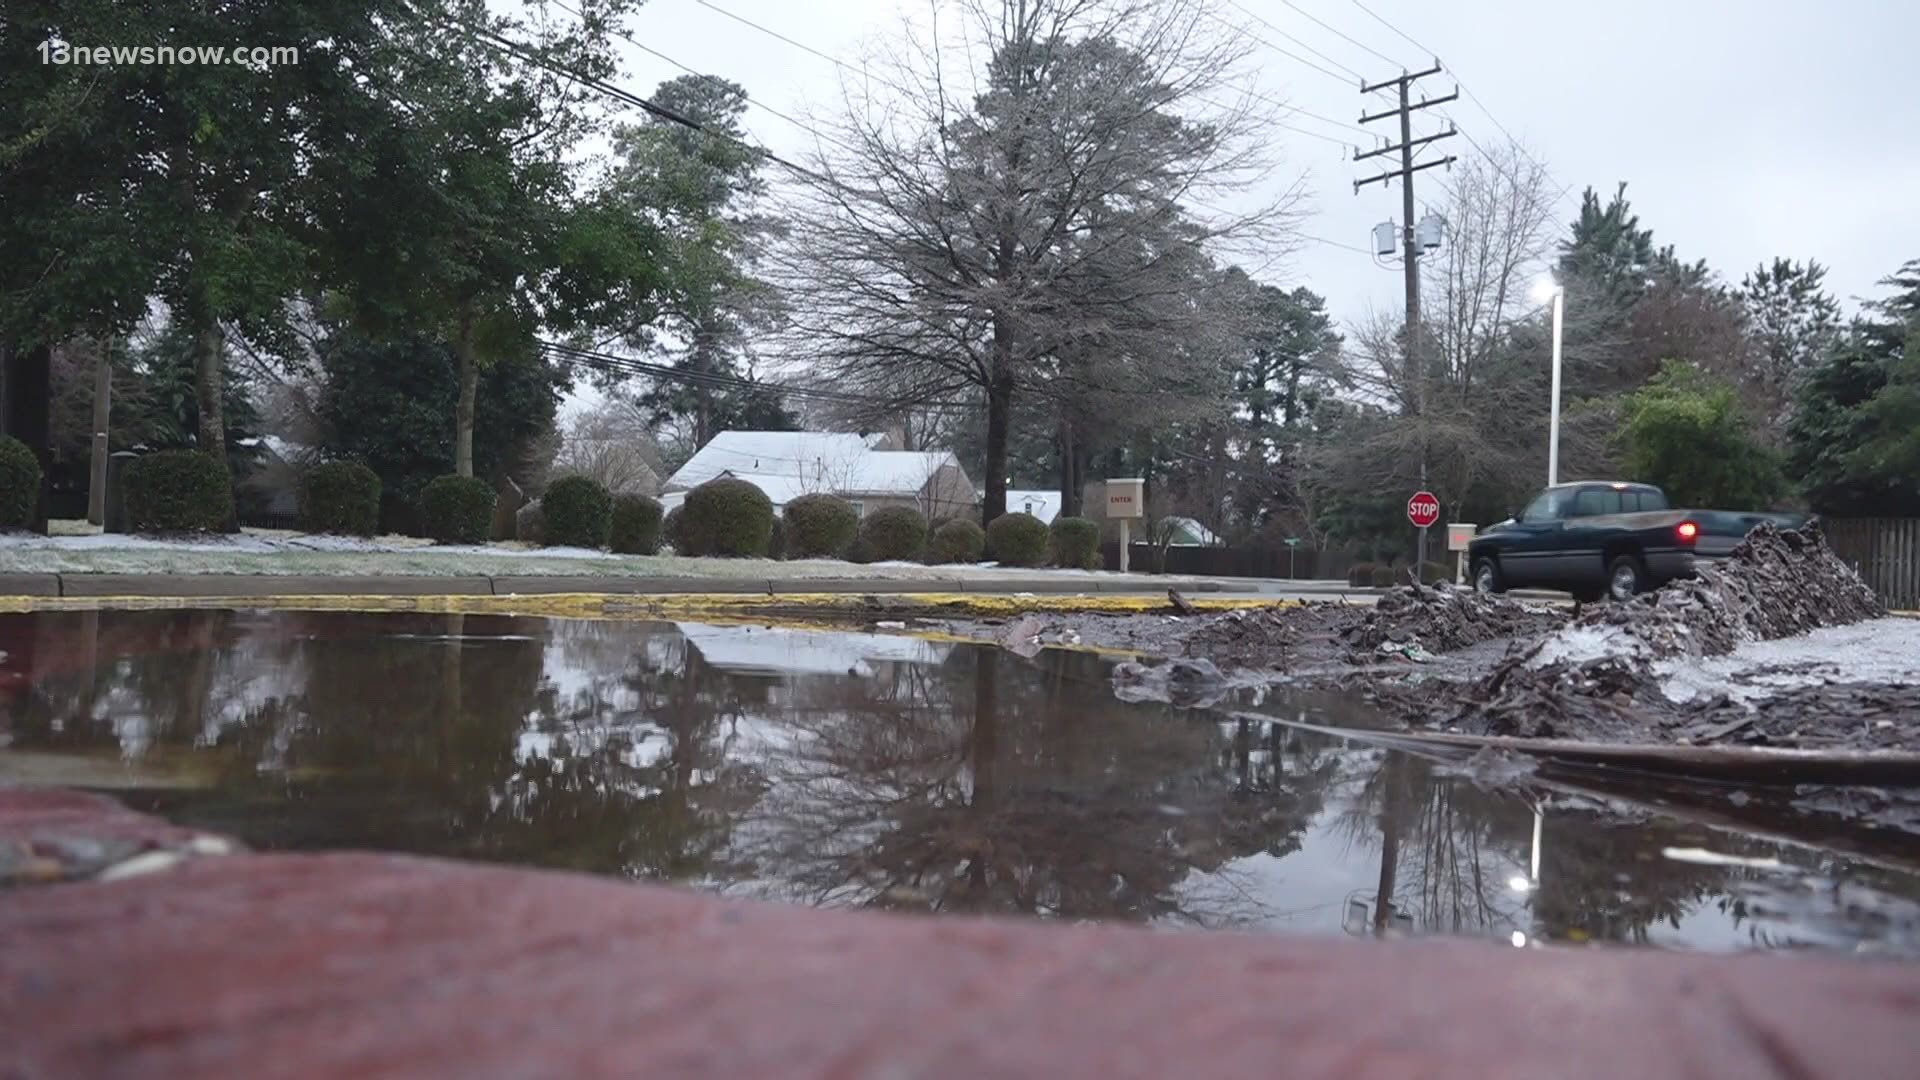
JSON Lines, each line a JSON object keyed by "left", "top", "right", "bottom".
{"left": 1003, "top": 489, "right": 1062, "bottom": 524}
{"left": 662, "top": 431, "right": 978, "bottom": 520}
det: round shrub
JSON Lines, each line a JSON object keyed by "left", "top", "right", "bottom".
{"left": 985, "top": 512, "right": 1050, "bottom": 568}
{"left": 767, "top": 515, "right": 787, "bottom": 560}
{"left": 1369, "top": 564, "right": 1397, "bottom": 588}
{"left": 124, "top": 450, "right": 232, "bottom": 533}
{"left": 782, "top": 493, "right": 859, "bottom": 559}
{"left": 299, "top": 460, "right": 381, "bottom": 537}
{"left": 1346, "top": 562, "right": 1376, "bottom": 588}
{"left": 926, "top": 518, "right": 985, "bottom": 564}
{"left": 420, "top": 474, "right": 495, "bottom": 544}
{"left": 662, "top": 505, "right": 685, "bottom": 553}
{"left": 541, "top": 475, "right": 612, "bottom": 549}
{"left": 679, "top": 477, "right": 773, "bottom": 557}
{"left": 608, "top": 493, "right": 664, "bottom": 555}
{"left": 0, "top": 435, "right": 42, "bottom": 529}
{"left": 1049, "top": 516, "right": 1101, "bottom": 570}
{"left": 858, "top": 505, "right": 927, "bottom": 562}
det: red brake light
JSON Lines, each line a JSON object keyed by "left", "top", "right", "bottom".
{"left": 1677, "top": 521, "right": 1698, "bottom": 543}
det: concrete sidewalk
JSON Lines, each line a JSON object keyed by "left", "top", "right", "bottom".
{"left": 0, "top": 571, "right": 1379, "bottom": 600}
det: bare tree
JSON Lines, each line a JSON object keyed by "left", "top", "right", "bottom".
{"left": 1310, "top": 145, "right": 1607, "bottom": 529}
{"left": 551, "top": 399, "right": 667, "bottom": 494}
{"left": 775, "top": 0, "right": 1296, "bottom": 525}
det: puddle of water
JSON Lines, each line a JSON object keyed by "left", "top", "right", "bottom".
{"left": 2, "top": 609, "right": 1918, "bottom": 955}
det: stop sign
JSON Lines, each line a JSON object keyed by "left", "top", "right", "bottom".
{"left": 1407, "top": 490, "right": 1440, "bottom": 528}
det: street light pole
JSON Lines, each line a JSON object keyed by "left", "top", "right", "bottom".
{"left": 1547, "top": 287, "right": 1565, "bottom": 486}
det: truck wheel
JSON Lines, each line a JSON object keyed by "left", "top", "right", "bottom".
{"left": 1606, "top": 555, "right": 1647, "bottom": 601}
{"left": 1471, "top": 558, "right": 1504, "bottom": 595}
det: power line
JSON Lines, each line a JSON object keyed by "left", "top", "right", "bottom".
{"left": 1278, "top": 0, "right": 1403, "bottom": 69}
{"left": 1222, "top": 0, "right": 1366, "bottom": 82}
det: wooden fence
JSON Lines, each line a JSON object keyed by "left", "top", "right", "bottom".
{"left": 1099, "top": 542, "right": 1357, "bottom": 580}
{"left": 1824, "top": 518, "right": 1920, "bottom": 611}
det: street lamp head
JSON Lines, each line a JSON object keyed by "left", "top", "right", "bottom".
{"left": 1530, "top": 277, "right": 1562, "bottom": 304}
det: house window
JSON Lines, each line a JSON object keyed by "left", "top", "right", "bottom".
{"left": 848, "top": 500, "right": 865, "bottom": 518}
{"left": 1022, "top": 500, "right": 1035, "bottom": 514}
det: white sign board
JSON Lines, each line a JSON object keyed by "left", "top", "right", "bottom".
{"left": 1105, "top": 478, "right": 1144, "bottom": 520}
{"left": 1447, "top": 523, "right": 1476, "bottom": 552}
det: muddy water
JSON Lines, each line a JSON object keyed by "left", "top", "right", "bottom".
{"left": 3, "top": 609, "right": 1918, "bottom": 955}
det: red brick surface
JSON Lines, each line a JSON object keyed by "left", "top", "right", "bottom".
{"left": 4, "top": 817, "right": 1919, "bottom": 1079}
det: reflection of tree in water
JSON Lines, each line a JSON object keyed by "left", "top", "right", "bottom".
{"left": 732, "top": 647, "right": 1338, "bottom": 926}
{"left": 482, "top": 626, "right": 766, "bottom": 879}
{"left": 1337, "top": 756, "right": 1533, "bottom": 936}
{"left": 1337, "top": 753, "right": 1748, "bottom": 945}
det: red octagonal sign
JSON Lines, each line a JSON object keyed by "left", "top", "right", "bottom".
{"left": 1407, "top": 490, "right": 1440, "bottom": 529}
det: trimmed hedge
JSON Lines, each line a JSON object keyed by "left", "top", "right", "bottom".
{"left": 0, "top": 435, "right": 41, "bottom": 529}
{"left": 542, "top": 475, "right": 613, "bottom": 549}
{"left": 679, "top": 477, "right": 773, "bottom": 557}
{"left": 783, "top": 493, "right": 859, "bottom": 559}
{"left": 125, "top": 450, "right": 232, "bottom": 533}
{"left": 662, "top": 506, "right": 685, "bottom": 552}
{"left": 1369, "top": 564, "right": 1397, "bottom": 588}
{"left": 420, "top": 474, "right": 495, "bottom": 544}
{"left": 300, "top": 461, "right": 381, "bottom": 537}
{"left": 1346, "top": 562, "right": 1375, "bottom": 587}
{"left": 926, "top": 518, "right": 985, "bottom": 564}
{"left": 1419, "top": 560, "right": 1451, "bottom": 585}
{"left": 1049, "top": 516, "right": 1101, "bottom": 570}
{"left": 986, "top": 512, "right": 1050, "bottom": 568}
{"left": 859, "top": 505, "right": 927, "bottom": 562}
{"left": 608, "top": 493, "right": 664, "bottom": 555}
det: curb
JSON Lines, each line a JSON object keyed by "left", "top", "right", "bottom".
{"left": 0, "top": 572, "right": 1349, "bottom": 601}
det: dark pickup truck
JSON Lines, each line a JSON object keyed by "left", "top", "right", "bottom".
{"left": 1467, "top": 481, "right": 1805, "bottom": 602}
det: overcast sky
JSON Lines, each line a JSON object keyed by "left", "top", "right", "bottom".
{"left": 563, "top": 0, "right": 1920, "bottom": 415}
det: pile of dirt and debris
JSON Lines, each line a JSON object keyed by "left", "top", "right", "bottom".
{"left": 1400, "top": 522, "right": 1892, "bottom": 745}
{"left": 1336, "top": 581, "right": 1565, "bottom": 662}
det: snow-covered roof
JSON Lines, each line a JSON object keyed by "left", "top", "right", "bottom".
{"left": 664, "top": 431, "right": 974, "bottom": 500}
{"left": 1164, "top": 516, "right": 1221, "bottom": 546}
{"left": 664, "top": 432, "right": 874, "bottom": 491}
{"left": 1005, "top": 490, "right": 1062, "bottom": 525}
{"left": 716, "top": 471, "right": 811, "bottom": 508}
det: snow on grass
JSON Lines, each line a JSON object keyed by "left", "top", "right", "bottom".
{"left": 0, "top": 527, "right": 1203, "bottom": 584}
{"left": 1657, "top": 617, "right": 1920, "bottom": 705}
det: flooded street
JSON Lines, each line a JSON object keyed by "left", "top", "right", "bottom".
{"left": 3, "top": 609, "right": 1918, "bottom": 955}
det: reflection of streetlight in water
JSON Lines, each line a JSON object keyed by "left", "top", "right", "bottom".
{"left": 1507, "top": 807, "right": 1545, "bottom": 946}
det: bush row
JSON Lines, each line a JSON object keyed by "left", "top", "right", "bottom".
{"left": 2, "top": 449, "right": 1124, "bottom": 574}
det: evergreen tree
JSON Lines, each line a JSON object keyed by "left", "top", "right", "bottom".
{"left": 1788, "top": 259, "right": 1920, "bottom": 516}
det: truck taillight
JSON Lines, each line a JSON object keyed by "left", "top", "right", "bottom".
{"left": 1677, "top": 521, "right": 1698, "bottom": 544}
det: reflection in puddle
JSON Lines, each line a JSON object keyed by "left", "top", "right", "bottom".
{"left": 2, "top": 609, "right": 1917, "bottom": 954}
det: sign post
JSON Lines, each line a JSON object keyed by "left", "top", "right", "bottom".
{"left": 1446, "top": 523, "right": 1477, "bottom": 584}
{"left": 1284, "top": 537, "right": 1301, "bottom": 580}
{"left": 1106, "top": 478, "right": 1144, "bottom": 573}
{"left": 1407, "top": 491, "right": 1440, "bottom": 572}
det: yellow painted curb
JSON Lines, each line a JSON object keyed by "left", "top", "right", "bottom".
{"left": 0, "top": 591, "right": 1294, "bottom": 621}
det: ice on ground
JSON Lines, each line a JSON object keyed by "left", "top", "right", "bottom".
{"left": 1525, "top": 623, "right": 1647, "bottom": 669}
{"left": 1658, "top": 618, "right": 1920, "bottom": 705}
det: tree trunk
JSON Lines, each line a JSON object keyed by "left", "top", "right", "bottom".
{"left": 983, "top": 374, "right": 1014, "bottom": 525}
{"left": 88, "top": 349, "right": 111, "bottom": 525}
{"left": 2, "top": 342, "right": 53, "bottom": 533}
{"left": 453, "top": 307, "right": 478, "bottom": 479}
{"left": 1056, "top": 418, "right": 1078, "bottom": 518}
{"left": 193, "top": 321, "right": 226, "bottom": 463}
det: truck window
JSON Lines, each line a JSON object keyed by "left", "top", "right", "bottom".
{"left": 1634, "top": 488, "right": 1670, "bottom": 511}
{"left": 1520, "top": 489, "right": 1575, "bottom": 523}
{"left": 1572, "top": 488, "right": 1622, "bottom": 517}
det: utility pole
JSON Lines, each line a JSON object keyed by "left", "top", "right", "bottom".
{"left": 1356, "top": 63, "right": 1457, "bottom": 570}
